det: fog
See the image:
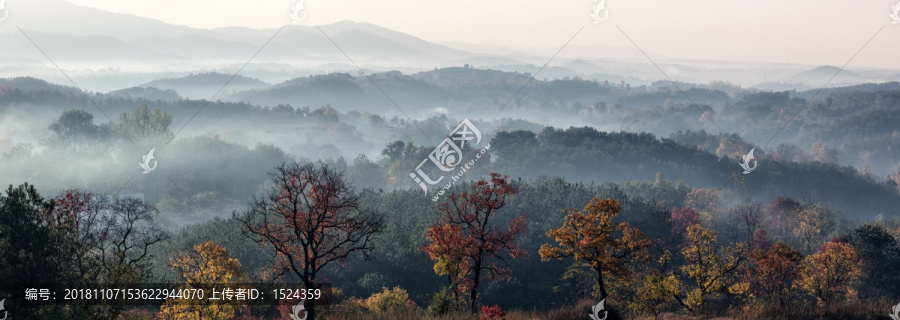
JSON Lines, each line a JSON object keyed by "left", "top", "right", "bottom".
{"left": 5, "top": 3, "right": 900, "bottom": 319}
{"left": 2, "top": 0, "right": 900, "bottom": 223}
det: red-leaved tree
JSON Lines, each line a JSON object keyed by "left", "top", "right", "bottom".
{"left": 670, "top": 206, "right": 701, "bottom": 234}
{"left": 763, "top": 197, "right": 802, "bottom": 242}
{"left": 423, "top": 173, "right": 526, "bottom": 313}
{"left": 236, "top": 162, "right": 383, "bottom": 320}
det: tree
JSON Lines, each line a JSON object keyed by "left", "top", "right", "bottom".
{"left": 715, "top": 134, "right": 752, "bottom": 159}
{"left": 625, "top": 252, "right": 681, "bottom": 318}
{"left": 424, "top": 224, "right": 468, "bottom": 300}
{"left": 115, "top": 104, "right": 173, "bottom": 146}
{"left": 846, "top": 224, "right": 900, "bottom": 297}
{"left": 732, "top": 242, "right": 803, "bottom": 309}
{"left": 51, "top": 190, "right": 168, "bottom": 319}
{"left": 423, "top": 173, "right": 526, "bottom": 313}
{"left": 768, "top": 143, "right": 809, "bottom": 162}
{"left": 670, "top": 206, "right": 700, "bottom": 235}
{"left": 345, "top": 154, "right": 385, "bottom": 190}
{"left": 809, "top": 142, "right": 837, "bottom": 164}
{"left": 676, "top": 224, "right": 745, "bottom": 314}
{"left": 158, "top": 241, "right": 246, "bottom": 320}
{"left": 683, "top": 188, "right": 723, "bottom": 225}
{"left": 630, "top": 271, "right": 680, "bottom": 318}
{"left": 381, "top": 141, "right": 406, "bottom": 162}
{"left": 891, "top": 169, "right": 900, "bottom": 194}
{"left": 727, "top": 202, "right": 764, "bottom": 248}
{"left": 85, "top": 197, "right": 168, "bottom": 285}
{"left": 763, "top": 197, "right": 802, "bottom": 242}
{"left": 0, "top": 186, "right": 167, "bottom": 319}
{"left": 797, "top": 241, "right": 862, "bottom": 304}
{"left": 794, "top": 206, "right": 827, "bottom": 254}
{"left": 0, "top": 183, "right": 66, "bottom": 317}
{"left": 540, "top": 197, "right": 651, "bottom": 301}
{"left": 43, "top": 109, "right": 111, "bottom": 151}
{"left": 236, "top": 162, "right": 382, "bottom": 320}
{"left": 52, "top": 190, "right": 168, "bottom": 284}
{"left": 312, "top": 105, "right": 339, "bottom": 122}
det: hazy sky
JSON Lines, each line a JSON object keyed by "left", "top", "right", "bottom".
{"left": 43, "top": 1, "right": 900, "bottom": 68}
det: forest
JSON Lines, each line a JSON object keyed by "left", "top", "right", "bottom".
{"left": 2, "top": 71, "right": 900, "bottom": 319}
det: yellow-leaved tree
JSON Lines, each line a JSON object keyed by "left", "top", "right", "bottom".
{"left": 158, "top": 240, "right": 246, "bottom": 320}
{"left": 677, "top": 224, "right": 745, "bottom": 314}
{"left": 625, "top": 251, "right": 682, "bottom": 318}
{"left": 539, "top": 197, "right": 651, "bottom": 301}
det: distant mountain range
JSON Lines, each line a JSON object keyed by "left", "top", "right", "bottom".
{"left": 140, "top": 72, "right": 270, "bottom": 99}
{"left": 1, "top": 0, "right": 898, "bottom": 92}
{"left": 785, "top": 65, "right": 870, "bottom": 86}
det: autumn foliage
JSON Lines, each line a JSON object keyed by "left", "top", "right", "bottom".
{"left": 236, "top": 162, "right": 383, "bottom": 320}
{"left": 677, "top": 224, "right": 745, "bottom": 313}
{"left": 540, "top": 197, "right": 651, "bottom": 300}
{"left": 797, "top": 241, "right": 862, "bottom": 304}
{"left": 479, "top": 304, "right": 507, "bottom": 320}
{"left": 732, "top": 242, "right": 803, "bottom": 310}
{"left": 423, "top": 173, "right": 526, "bottom": 313}
{"left": 158, "top": 240, "right": 246, "bottom": 320}
{"left": 670, "top": 206, "right": 700, "bottom": 234}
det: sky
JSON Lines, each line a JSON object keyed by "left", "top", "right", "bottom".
{"left": 34, "top": 0, "right": 900, "bottom": 69}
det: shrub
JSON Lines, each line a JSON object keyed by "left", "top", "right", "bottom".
{"left": 480, "top": 304, "right": 507, "bottom": 320}
{"left": 366, "top": 286, "right": 415, "bottom": 313}
{"left": 426, "top": 286, "right": 461, "bottom": 316}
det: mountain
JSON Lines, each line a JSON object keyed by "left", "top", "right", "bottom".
{"left": 453, "top": 56, "right": 528, "bottom": 67}
{"left": 0, "top": 0, "right": 497, "bottom": 91}
{"left": 793, "top": 81, "right": 900, "bottom": 100}
{"left": 318, "top": 21, "right": 471, "bottom": 60}
{"left": 131, "top": 35, "right": 304, "bottom": 61}
{"left": 2, "top": 0, "right": 208, "bottom": 39}
{"left": 0, "top": 77, "right": 81, "bottom": 94}
{"left": 107, "top": 86, "right": 181, "bottom": 102}
{"left": 0, "top": 31, "right": 163, "bottom": 62}
{"left": 564, "top": 59, "right": 605, "bottom": 74}
{"left": 785, "top": 65, "right": 869, "bottom": 86}
{"left": 140, "top": 72, "right": 270, "bottom": 99}
{"left": 0, "top": 0, "right": 480, "bottom": 82}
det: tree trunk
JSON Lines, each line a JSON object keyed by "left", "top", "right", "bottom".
{"left": 596, "top": 266, "right": 607, "bottom": 300}
{"left": 306, "top": 297, "right": 316, "bottom": 320}
{"left": 302, "top": 277, "right": 317, "bottom": 320}
{"left": 470, "top": 267, "right": 481, "bottom": 314}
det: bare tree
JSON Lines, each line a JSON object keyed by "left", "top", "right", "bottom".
{"left": 51, "top": 190, "right": 168, "bottom": 319}
{"left": 727, "top": 202, "right": 764, "bottom": 248}
{"left": 235, "top": 162, "right": 382, "bottom": 320}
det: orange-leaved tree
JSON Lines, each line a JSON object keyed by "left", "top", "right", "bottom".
{"left": 731, "top": 242, "right": 803, "bottom": 310}
{"left": 424, "top": 223, "right": 469, "bottom": 303}
{"left": 158, "top": 240, "right": 245, "bottom": 320}
{"left": 539, "top": 197, "right": 651, "bottom": 301}
{"left": 236, "top": 162, "right": 383, "bottom": 320}
{"left": 423, "top": 173, "right": 526, "bottom": 313}
{"left": 797, "top": 241, "right": 862, "bottom": 304}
